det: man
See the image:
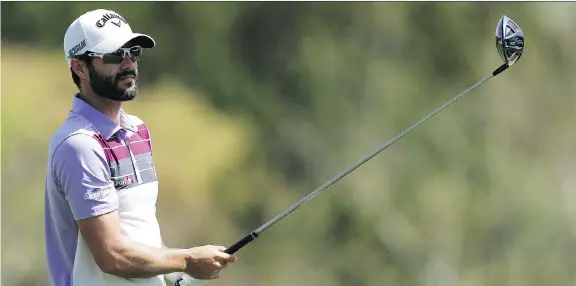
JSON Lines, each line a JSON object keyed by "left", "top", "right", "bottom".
{"left": 44, "top": 9, "right": 236, "bottom": 286}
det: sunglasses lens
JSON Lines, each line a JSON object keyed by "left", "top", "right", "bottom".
{"left": 101, "top": 47, "right": 142, "bottom": 64}
{"left": 102, "top": 53, "right": 124, "bottom": 64}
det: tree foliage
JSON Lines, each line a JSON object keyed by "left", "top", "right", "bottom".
{"left": 3, "top": 2, "right": 576, "bottom": 286}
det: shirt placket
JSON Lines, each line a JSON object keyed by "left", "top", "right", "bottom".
{"left": 117, "top": 129, "right": 143, "bottom": 184}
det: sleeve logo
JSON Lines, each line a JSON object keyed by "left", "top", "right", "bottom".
{"left": 84, "top": 185, "right": 114, "bottom": 201}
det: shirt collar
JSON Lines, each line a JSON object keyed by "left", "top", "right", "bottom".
{"left": 70, "top": 94, "right": 137, "bottom": 140}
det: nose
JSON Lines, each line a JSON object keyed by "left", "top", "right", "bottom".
{"left": 120, "top": 55, "right": 136, "bottom": 70}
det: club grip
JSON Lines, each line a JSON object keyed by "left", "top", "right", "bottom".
{"left": 224, "top": 231, "right": 258, "bottom": 254}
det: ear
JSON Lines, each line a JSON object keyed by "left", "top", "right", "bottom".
{"left": 70, "top": 58, "right": 90, "bottom": 81}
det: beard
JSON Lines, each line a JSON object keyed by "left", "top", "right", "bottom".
{"left": 88, "top": 65, "right": 139, "bottom": 102}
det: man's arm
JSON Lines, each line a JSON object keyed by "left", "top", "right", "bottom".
{"left": 77, "top": 210, "right": 189, "bottom": 278}
{"left": 53, "top": 134, "right": 188, "bottom": 278}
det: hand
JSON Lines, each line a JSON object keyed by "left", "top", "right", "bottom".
{"left": 184, "top": 245, "right": 236, "bottom": 280}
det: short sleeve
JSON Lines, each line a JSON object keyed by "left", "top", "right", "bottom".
{"left": 51, "top": 134, "right": 119, "bottom": 220}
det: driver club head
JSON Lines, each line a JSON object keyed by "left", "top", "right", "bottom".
{"left": 496, "top": 15, "right": 524, "bottom": 66}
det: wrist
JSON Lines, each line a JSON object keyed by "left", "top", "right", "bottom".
{"left": 163, "top": 249, "right": 189, "bottom": 273}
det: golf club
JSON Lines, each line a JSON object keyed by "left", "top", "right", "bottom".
{"left": 175, "top": 14, "right": 524, "bottom": 286}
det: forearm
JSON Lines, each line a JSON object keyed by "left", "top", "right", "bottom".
{"left": 160, "top": 240, "right": 186, "bottom": 284}
{"left": 103, "top": 239, "right": 188, "bottom": 278}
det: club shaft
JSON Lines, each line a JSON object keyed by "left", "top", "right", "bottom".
{"left": 261, "top": 74, "right": 493, "bottom": 231}
{"left": 223, "top": 68, "right": 503, "bottom": 256}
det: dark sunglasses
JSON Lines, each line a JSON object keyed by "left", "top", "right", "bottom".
{"left": 86, "top": 46, "right": 143, "bottom": 64}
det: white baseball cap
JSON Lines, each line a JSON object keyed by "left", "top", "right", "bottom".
{"left": 64, "top": 9, "right": 155, "bottom": 67}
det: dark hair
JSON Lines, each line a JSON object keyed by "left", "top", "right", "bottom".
{"left": 70, "top": 53, "right": 93, "bottom": 90}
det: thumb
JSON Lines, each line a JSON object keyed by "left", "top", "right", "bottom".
{"left": 226, "top": 254, "right": 237, "bottom": 263}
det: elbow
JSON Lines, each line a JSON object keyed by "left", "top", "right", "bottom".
{"left": 98, "top": 261, "right": 118, "bottom": 276}
{"left": 96, "top": 257, "right": 122, "bottom": 276}
{"left": 95, "top": 253, "right": 130, "bottom": 277}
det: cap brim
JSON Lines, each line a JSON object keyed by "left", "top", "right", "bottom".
{"left": 89, "top": 33, "right": 155, "bottom": 54}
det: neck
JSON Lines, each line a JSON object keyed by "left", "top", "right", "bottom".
{"left": 78, "top": 90, "right": 122, "bottom": 125}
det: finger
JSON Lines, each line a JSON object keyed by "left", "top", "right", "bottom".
{"left": 213, "top": 252, "right": 232, "bottom": 262}
{"left": 202, "top": 273, "right": 217, "bottom": 280}
{"left": 214, "top": 253, "right": 236, "bottom": 263}
{"left": 210, "top": 245, "right": 226, "bottom": 250}
{"left": 212, "top": 261, "right": 223, "bottom": 269}
{"left": 221, "top": 254, "right": 236, "bottom": 263}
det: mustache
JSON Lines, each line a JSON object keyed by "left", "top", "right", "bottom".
{"left": 115, "top": 69, "right": 138, "bottom": 81}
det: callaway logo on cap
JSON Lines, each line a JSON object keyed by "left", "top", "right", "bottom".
{"left": 63, "top": 9, "right": 155, "bottom": 67}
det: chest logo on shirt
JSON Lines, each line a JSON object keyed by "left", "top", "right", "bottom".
{"left": 113, "top": 175, "right": 134, "bottom": 189}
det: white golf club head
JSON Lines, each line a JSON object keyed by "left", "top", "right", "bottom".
{"left": 496, "top": 15, "right": 524, "bottom": 66}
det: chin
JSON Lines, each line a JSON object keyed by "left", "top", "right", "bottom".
{"left": 119, "top": 85, "right": 138, "bottom": 94}
{"left": 117, "top": 94, "right": 137, "bottom": 102}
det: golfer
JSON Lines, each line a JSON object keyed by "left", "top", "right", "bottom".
{"left": 44, "top": 9, "right": 236, "bottom": 286}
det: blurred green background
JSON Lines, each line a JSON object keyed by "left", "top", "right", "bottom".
{"left": 3, "top": 2, "right": 576, "bottom": 286}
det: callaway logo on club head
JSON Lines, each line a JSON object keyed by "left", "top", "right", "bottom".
{"left": 96, "top": 13, "right": 128, "bottom": 28}
{"left": 495, "top": 15, "right": 524, "bottom": 66}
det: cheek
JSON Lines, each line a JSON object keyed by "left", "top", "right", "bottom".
{"left": 92, "top": 68, "right": 116, "bottom": 78}
{"left": 92, "top": 62, "right": 120, "bottom": 77}
{"left": 105, "top": 67, "right": 121, "bottom": 77}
